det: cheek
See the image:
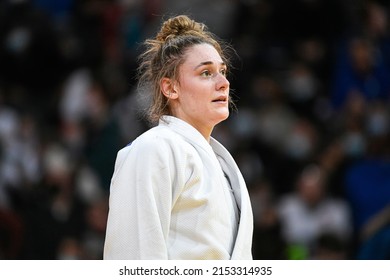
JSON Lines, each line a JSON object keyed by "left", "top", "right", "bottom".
{"left": 178, "top": 78, "right": 213, "bottom": 111}
{"left": 180, "top": 82, "right": 204, "bottom": 103}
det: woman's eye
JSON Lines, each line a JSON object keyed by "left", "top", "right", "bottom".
{"left": 201, "top": 70, "right": 211, "bottom": 77}
{"left": 200, "top": 68, "right": 227, "bottom": 77}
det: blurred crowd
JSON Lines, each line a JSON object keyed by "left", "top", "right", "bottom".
{"left": 0, "top": 0, "right": 389, "bottom": 260}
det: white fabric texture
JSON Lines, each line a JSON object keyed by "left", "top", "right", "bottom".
{"left": 103, "top": 116, "right": 253, "bottom": 260}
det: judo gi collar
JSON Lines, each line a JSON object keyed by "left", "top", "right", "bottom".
{"left": 159, "top": 115, "right": 217, "bottom": 153}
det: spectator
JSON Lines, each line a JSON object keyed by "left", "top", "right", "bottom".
{"left": 331, "top": 36, "right": 390, "bottom": 110}
{"left": 277, "top": 164, "right": 352, "bottom": 259}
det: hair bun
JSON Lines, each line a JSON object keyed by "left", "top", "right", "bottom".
{"left": 156, "top": 15, "right": 206, "bottom": 42}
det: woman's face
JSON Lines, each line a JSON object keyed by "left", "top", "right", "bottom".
{"left": 169, "top": 43, "right": 230, "bottom": 137}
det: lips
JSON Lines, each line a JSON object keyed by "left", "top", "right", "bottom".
{"left": 212, "top": 95, "right": 228, "bottom": 102}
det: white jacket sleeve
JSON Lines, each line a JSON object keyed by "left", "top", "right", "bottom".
{"left": 103, "top": 137, "right": 175, "bottom": 259}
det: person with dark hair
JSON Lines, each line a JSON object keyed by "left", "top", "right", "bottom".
{"left": 103, "top": 15, "right": 253, "bottom": 260}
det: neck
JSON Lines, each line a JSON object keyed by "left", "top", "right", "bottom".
{"left": 186, "top": 120, "right": 213, "bottom": 142}
{"left": 170, "top": 111, "right": 214, "bottom": 142}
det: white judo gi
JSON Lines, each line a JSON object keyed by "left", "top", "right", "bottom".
{"left": 103, "top": 116, "right": 253, "bottom": 259}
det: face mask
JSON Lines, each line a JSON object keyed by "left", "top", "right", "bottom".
{"left": 284, "top": 131, "right": 312, "bottom": 160}
{"left": 366, "top": 111, "right": 389, "bottom": 136}
{"left": 287, "top": 75, "right": 316, "bottom": 101}
{"left": 6, "top": 27, "right": 31, "bottom": 54}
{"left": 343, "top": 132, "right": 366, "bottom": 157}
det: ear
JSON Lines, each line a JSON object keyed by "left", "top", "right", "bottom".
{"left": 161, "top": 77, "right": 178, "bottom": 100}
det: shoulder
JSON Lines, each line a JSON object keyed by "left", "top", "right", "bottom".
{"left": 112, "top": 125, "right": 200, "bottom": 185}
{"left": 120, "top": 125, "right": 194, "bottom": 160}
{"left": 136, "top": 125, "right": 186, "bottom": 148}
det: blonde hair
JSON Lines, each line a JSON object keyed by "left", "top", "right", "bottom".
{"left": 137, "top": 15, "right": 231, "bottom": 124}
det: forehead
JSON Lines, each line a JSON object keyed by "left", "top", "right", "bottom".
{"left": 182, "top": 43, "right": 224, "bottom": 66}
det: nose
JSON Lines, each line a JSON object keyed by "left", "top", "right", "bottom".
{"left": 216, "top": 73, "right": 230, "bottom": 91}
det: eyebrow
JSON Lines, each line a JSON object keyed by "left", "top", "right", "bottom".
{"left": 193, "top": 61, "right": 226, "bottom": 70}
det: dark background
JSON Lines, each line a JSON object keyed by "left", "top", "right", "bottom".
{"left": 0, "top": 0, "right": 389, "bottom": 260}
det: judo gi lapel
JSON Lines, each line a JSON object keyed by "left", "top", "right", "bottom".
{"left": 209, "top": 138, "right": 253, "bottom": 260}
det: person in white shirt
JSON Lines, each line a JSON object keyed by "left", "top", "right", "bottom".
{"left": 103, "top": 15, "right": 253, "bottom": 260}
{"left": 277, "top": 164, "right": 352, "bottom": 258}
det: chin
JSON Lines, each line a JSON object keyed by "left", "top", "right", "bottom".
{"left": 213, "top": 111, "right": 229, "bottom": 125}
